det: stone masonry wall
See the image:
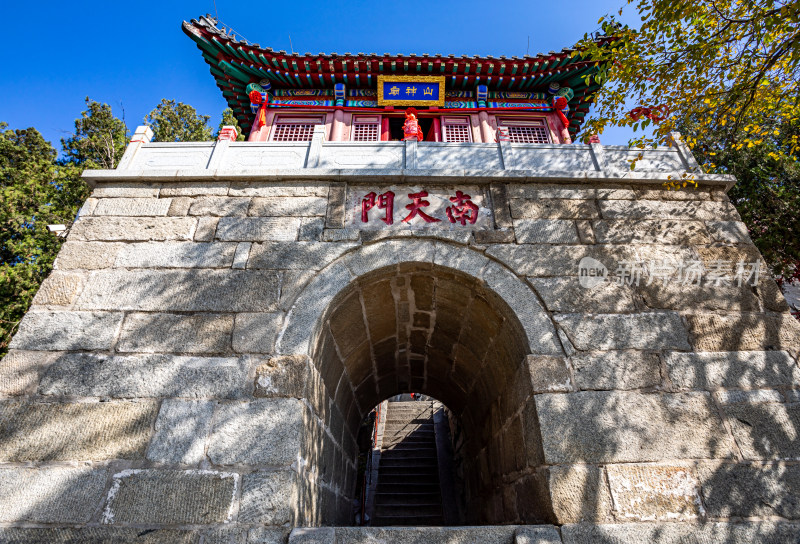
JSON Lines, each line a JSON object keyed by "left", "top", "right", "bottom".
{"left": 1, "top": 177, "right": 800, "bottom": 543}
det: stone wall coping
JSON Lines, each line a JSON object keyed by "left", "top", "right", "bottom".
{"left": 85, "top": 128, "right": 736, "bottom": 189}
{"left": 83, "top": 167, "right": 735, "bottom": 187}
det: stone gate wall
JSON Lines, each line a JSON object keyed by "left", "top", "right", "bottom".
{"left": 2, "top": 157, "right": 800, "bottom": 542}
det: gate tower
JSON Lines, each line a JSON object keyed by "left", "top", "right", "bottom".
{"left": 2, "top": 14, "right": 800, "bottom": 544}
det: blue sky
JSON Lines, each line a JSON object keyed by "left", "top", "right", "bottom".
{"left": 0, "top": 0, "right": 638, "bottom": 149}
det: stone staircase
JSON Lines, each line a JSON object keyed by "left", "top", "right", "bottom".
{"left": 372, "top": 400, "right": 444, "bottom": 526}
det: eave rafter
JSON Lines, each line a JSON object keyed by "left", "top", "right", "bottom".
{"left": 182, "top": 14, "right": 605, "bottom": 135}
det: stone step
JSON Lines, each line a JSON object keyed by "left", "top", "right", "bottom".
{"left": 376, "top": 472, "right": 440, "bottom": 485}
{"left": 375, "top": 491, "right": 441, "bottom": 501}
{"left": 379, "top": 455, "right": 437, "bottom": 465}
{"left": 382, "top": 437, "right": 435, "bottom": 447}
{"left": 383, "top": 420, "right": 434, "bottom": 427}
{"left": 376, "top": 482, "right": 440, "bottom": 494}
{"left": 372, "top": 514, "right": 444, "bottom": 526}
{"left": 375, "top": 503, "right": 443, "bottom": 517}
{"left": 380, "top": 464, "right": 437, "bottom": 475}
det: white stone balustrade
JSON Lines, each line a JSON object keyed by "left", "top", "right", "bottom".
{"left": 87, "top": 126, "right": 733, "bottom": 188}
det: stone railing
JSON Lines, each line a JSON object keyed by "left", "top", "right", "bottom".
{"left": 84, "top": 125, "right": 735, "bottom": 187}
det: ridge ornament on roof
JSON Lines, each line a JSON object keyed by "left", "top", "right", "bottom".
{"left": 182, "top": 14, "right": 607, "bottom": 136}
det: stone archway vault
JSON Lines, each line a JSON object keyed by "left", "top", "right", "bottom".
{"left": 272, "top": 239, "right": 565, "bottom": 525}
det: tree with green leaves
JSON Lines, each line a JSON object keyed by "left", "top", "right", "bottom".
{"left": 146, "top": 99, "right": 213, "bottom": 142}
{"left": 577, "top": 0, "right": 800, "bottom": 156}
{"left": 61, "top": 98, "right": 129, "bottom": 169}
{"left": 578, "top": 0, "right": 800, "bottom": 287}
{"left": 685, "top": 116, "right": 800, "bottom": 283}
{"left": 0, "top": 125, "right": 89, "bottom": 355}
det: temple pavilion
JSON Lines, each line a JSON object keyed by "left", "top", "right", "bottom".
{"left": 183, "top": 15, "right": 603, "bottom": 144}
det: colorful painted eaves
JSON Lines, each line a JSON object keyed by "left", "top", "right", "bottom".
{"left": 182, "top": 14, "right": 605, "bottom": 136}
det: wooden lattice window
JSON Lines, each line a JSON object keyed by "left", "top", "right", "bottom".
{"left": 442, "top": 117, "right": 472, "bottom": 143}
{"left": 271, "top": 116, "right": 323, "bottom": 141}
{"left": 351, "top": 115, "right": 380, "bottom": 142}
{"left": 498, "top": 118, "right": 551, "bottom": 143}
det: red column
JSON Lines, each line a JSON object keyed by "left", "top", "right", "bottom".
{"left": 432, "top": 117, "right": 442, "bottom": 142}
{"left": 381, "top": 117, "right": 390, "bottom": 141}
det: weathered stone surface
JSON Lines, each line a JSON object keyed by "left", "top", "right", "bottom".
{"left": 289, "top": 528, "right": 336, "bottom": 544}
{"left": 93, "top": 182, "right": 160, "bottom": 198}
{"left": 93, "top": 197, "right": 171, "bottom": 216}
{"left": 0, "top": 400, "right": 157, "bottom": 461}
{"left": 698, "top": 462, "right": 800, "bottom": 519}
{"left": 115, "top": 242, "right": 236, "bottom": 268}
{"left": 571, "top": 351, "right": 661, "bottom": 391}
{"left": 535, "top": 391, "right": 736, "bottom": 463}
{"left": 593, "top": 220, "right": 709, "bottom": 245}
{"left": 117, "top": 313, "right": 234, "bottom": 354}
{"left": 39, "top": 353, "right": 248, "bottom": 399}
{"left": 529, "top": 277, "right": 636, "bottom": 313}
{"left": 486, "top": 244, "right": 642, "bottom": 277}
{"left": 195, "top": 216, "right": 219, "bottom": 241}
{"left": 31, "top": 272, "right": 84, "bottom": 306}
{"left": 249, "top": 527, "right": 292, "bottom": 543}
{"left": 706, "top": 220, "right": 751, "bottom": 243}
{"left": 328, "top": 526, "right": 519, "bottom": 544}
{"left": 104, "top": 469, "right": 237, "bottom": 524}
{"left": 561, "top": 521, "right": 800, "bottom": 543}
{"left": 606, "top": 464, "right": 701, "bottom": 521}
{"left": 299, "top": 217, "right": 325, "bottom": 241}
{"left": 248, "top": 241, "right": 357, "bottom": 270}
{"left": 230, "top": 182, "right": 328, "bottom": 197}
{"left": 9, "top": 311, "right": 123, "bottom": 351}
{"left": 201, "top": 527, "right": 249, "bottom": 544}
{"left": 208, "top": 398, "right": 304, "bottom": 466}
{"left": 0, "top": 350, "right": 54, "bottom": 396}
{"left": 555, "top": 313, "right": 690, "bottom": 351}
{"left": 188, "top": 196, "right": 250, "bottom": 216}
{"left": 716, "top": 389, "right": 784, "bottom": 404}
{"left": 254, "top": 355, "right": 310, "bottom": 398}
{"left": 233, "top": 242, "right": 251, "bottom": 268}
{"left": 0, "top": 466, "right": 107, "bottom": 523}
{"left": 636, "top": 187, "right": 712, "bottom": 201}
{"left": 146, "top": 400, "right": 215, "bottom": 464}
{"left": 0, "top": 528, "right": 197, "bottom": 543}
{"left": 54, "top": 242, "right": 121, "bottom": 270}
{"left": 758, "top": 277, "right": 791, "bottom": 312}
{"left": 575, "top": 220, "right": 595, "bottom": 244}
{"left": 321, "top": 228, "right": 360, "bottom": 242}
{"left": 474, "top": 229, "right": 515, "bottom": 244}
{"left": 723, "top": 402, "right": 800, "bottom": 459}
{"left": 547, "top": 465, "right": 611, "bottom": 523}
{"left": 687, "top": 313, "right": 800, "bottom": 352}
{"left": 598, "top": 200, "right": 737, "bottom": 221}
{"left": 513, "top": 526, "right": 562, "bottom": 544}
{"left": 507, "top": 184, "right": 595, "bottom": 200}
{"left": 239, "top": 470, "right": 297, "bottom": 524}
{"left": 76, "top": 269, "right": 280, "bottom": 312}
{"left": 168, "top": 197, "right": 192, "bottom": 216}
{"left": 234, "top": 312, "right": 284, "bottom": 353}
{"left": 249, "top": 196, "right": 328, "bottom": 216}
{"left": 513, "top": 219, "right": 579, "bottom": 244}
{"left": 216, "top": 217, "right": 302, "bottom": 241}
{"left": 509, "top": 199, "right": 599, "bottom": 219}
{"left": 664, "top": 350, "right": 800, "bottom": 390}
{"left": 527, "top": 355, "right": 571, "bottom": 393}
{"left": 639, "top": 280, "right": 761, "bottom": 311}
{"left": 160, "top": 181, "right": 229, "bottom": 196}
{"left": 695, "top": 245, "right": 765, "bottom": 271}
{"left": 71, "top": 217, "right": 196, "bottom": 241}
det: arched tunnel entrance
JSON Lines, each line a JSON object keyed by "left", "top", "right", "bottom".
{"left": 303, "top": 262, "right": 554, "bottom": 526}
